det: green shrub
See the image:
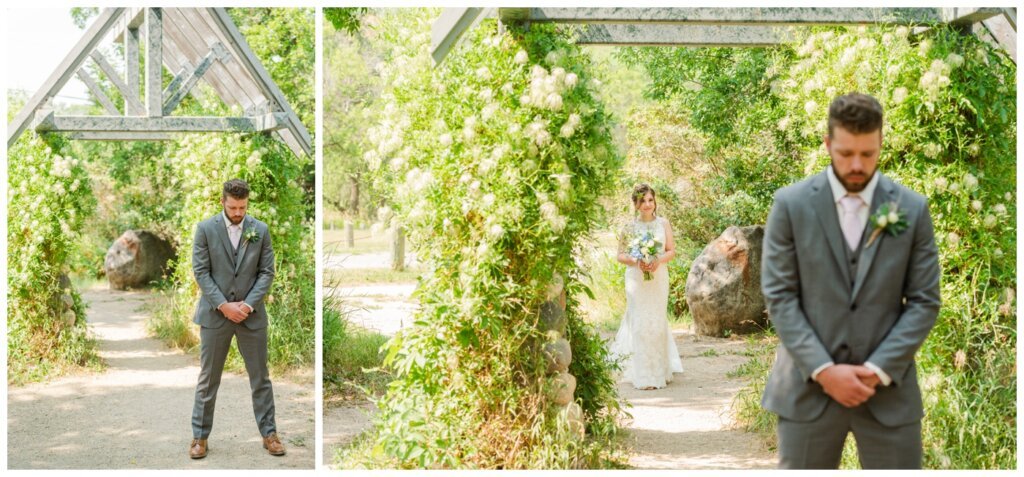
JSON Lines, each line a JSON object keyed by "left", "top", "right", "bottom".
{"left": 340, "top": 10, "right": 626, "bottom": 468}
{"left": 7, "top": 132, "right": 101, "bottom": 383}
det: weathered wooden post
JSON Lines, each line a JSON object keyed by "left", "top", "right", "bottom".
{"left": 391, "top": 226, "right": 405, "bottom": 271}
{"left": 344, "top": 220, "right": 355, "bottom": 248}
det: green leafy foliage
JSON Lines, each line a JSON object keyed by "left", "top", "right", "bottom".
{"left": 340, "top": 10, "right": 626, "bottom": 468}
{"left": 7, "top": 133, "right": 101, "bottom": 383}
{"left": 325, "top": 7, "right": 369, "bottom": 36}
{"left": 323, "top": 16, "right": 383, "bottom": 219}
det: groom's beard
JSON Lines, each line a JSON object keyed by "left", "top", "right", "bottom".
{"left": 223, "top": 208, "right": 245, "bottom": 225}
{"left": 833, "top": 161, "right": 876, "bottom": 193}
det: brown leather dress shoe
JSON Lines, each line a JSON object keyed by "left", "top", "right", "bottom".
{"left": 189, "top": 438, "right": 208, "bottom": 459}
{"left": 263, "top": 432, "right": 286, "bottom": 456}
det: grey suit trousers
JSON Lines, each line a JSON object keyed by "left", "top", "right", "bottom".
{"left": 777, "top": 400, "right": 922, "bottom": 469}
{"left": 192, "top": 322, "right": 277, "bottom": 438}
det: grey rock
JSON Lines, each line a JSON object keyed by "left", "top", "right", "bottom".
{"left": 105, "top": 230, "right": 175, "bottom": 290}
{"left": 685, "top": 225, "right": 767, "bottom": 336}
{"left": 549, "top": 371, "right": 577, "bottom": 406}
{"left": 543, "top": 337, "right": 572, "bottom": 373}
{"left": 560, "top": 402, "right": 585, "bottom": 439}
{"left": 539, "top": 299, "right": 566, "bottom": 335}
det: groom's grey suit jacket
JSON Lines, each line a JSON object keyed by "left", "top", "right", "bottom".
{"left": 761, "top": 171, "right": 941, "bottom": 427}
{"left": 192, "top": 213, "right": 275, "bottom": 330}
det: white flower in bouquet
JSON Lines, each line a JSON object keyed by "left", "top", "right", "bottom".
{"left": 514, "top": 50, "right": 529, "bottom": 64}
{"left": 971, "top": 200, "right": 983, "bottom": 211}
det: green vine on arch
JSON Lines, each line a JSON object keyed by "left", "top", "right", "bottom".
{"left": 346, "top": 10, "right": 626, "bottom": 468}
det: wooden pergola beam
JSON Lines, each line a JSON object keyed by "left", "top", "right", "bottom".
{"left": 89, "top": 50, "right": 146, "bottom": 114}
{"left": 209, "top": 7, "right": 313, "bottom": 156}
{"left": 576, "top": 24, "right": 791, "bottom": 46}
{"left": 76, "top": 70, "right": 120, "bottom": 115}
{"left": 32, "top": 112, "right": 290, "bottom": 133}
{"left": 146, "top": 8, "right": 164, "bottom": 117}
{"left": 162, "top": 42, "right": 227, "bottom": 115}
{"left": 498, "top": 7, "right": 1003, "bottom": 26}
{"left": 431, "top": 8, "right": 490, "bottom": 65}
{"left": 124, "top": 25, "right": 142, "bottom": 115}
{"left": 6, "top": 7, "right": 125, "bottom": 148}
{"left": 64, "top": 131, "right": 173, "bottom": 141}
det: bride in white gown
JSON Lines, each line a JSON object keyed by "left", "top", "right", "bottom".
{"left": 611, "top": 184, "right": 684, "bottom": 390}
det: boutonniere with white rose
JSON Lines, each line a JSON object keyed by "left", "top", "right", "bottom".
{"left": 243, "top": 226, "right": 260, "bottom": 243}
{"left": 866, "top": 202, "right": 908, "bottom": 247}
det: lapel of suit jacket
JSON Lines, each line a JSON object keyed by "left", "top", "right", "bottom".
{"left": 214, "top": 214, "right": 237, "bottom": 268}
{"left": 809, "top": 171, "right": 852, "bottom": 291}
{"left": 233, "top": 216, "right": 250, "bottom": 274}
{"left": 851, "top": 173, "right": 898, "bottom": 301}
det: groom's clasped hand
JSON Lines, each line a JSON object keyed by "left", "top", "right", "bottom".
{"left": 816, "top": 364, "right": 882, "bottom": 408}
{"left": 219, "top": 301, "right": 251, "bottom": 323}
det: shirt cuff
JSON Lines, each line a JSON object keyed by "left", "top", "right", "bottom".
{"left": 864, "top": 361, "right": 892, "bottom": 386}
{"left": 216, "top": 301, "right": 228, "bottom": 311}
{"left": 811, "top": 361, "right": 835, "bottom": 382}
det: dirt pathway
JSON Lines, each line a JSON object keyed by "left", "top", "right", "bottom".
{"left": 7, "top": 289, "right": 314, "bottom": 469}
{"left": 618, "top": 330, "right": 776, "bottom": 469}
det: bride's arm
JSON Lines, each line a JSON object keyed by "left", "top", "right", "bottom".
{"left": 616, "top": 225, "right": 639, "bottom": 267}
{"left": 659, "top": 219, "right": 677, "bottom": 265}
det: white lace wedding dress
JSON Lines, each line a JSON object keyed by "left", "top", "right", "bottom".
{"left": 611, "top": 216, "right": 684, "bottom": 389}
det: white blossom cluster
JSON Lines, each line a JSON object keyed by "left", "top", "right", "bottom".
{"left": 520, "top": 65, "right": 578, "bottom": 111}
{"left": 920, "top": 58, "right": 952, "bottom": 100}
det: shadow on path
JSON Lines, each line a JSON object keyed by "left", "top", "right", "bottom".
{"left": 7, "top": 289, "right": 314, "bottom": 469}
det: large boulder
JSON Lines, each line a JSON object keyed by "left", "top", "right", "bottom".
{"left": 105, "top": 230, "right": 174, "bottom": 290}
{"left": 685, "top": 225, "right": 767, "bottom": 336}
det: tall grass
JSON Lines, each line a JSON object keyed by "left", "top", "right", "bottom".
{"left": 323, "top": 288, "right": 392, "bottom": 400}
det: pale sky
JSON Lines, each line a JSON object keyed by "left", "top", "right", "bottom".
{"left": 6, "top": 8, "right": 92, "bottom": 105}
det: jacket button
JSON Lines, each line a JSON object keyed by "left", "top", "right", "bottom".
{"left": 850, "top": 303, "right": 858, "bottom": 311}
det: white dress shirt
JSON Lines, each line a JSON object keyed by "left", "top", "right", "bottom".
{"left": 219, "top": 212, "right": 252, "bottom": 314}
{"left": 224, "top": 211, "right": 242, "bottom": 249}
{"left": 811, "top": 167, "right": 892, "bottom": 386}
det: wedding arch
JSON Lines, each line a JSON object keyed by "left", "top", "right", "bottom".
{"left": 432, "top": 7, "right": 1015, "bottom": 64}
{"left": 7, "top": 7, "right": 312, "bottom": 156}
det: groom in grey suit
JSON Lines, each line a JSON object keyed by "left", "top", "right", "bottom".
{"left": 189, "top": 179, "right": 285, "bottom": 458}
{"left": 761, "top": 93, "right": 941, "bottom": 469}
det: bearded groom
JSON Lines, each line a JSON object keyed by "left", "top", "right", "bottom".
{"left": 760, "top": 93, "right": 941, "bottom": 469}
{"left": 189, "top": 178, "right": 285, "bottom": 459}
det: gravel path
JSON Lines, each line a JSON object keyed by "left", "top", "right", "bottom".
{"left": 7, "top": 289, "right": 315, "bottom": 469}
{"left": 618, "top": 330, "right": 776, "bottom": 469}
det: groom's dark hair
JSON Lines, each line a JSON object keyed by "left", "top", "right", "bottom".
{"left": 827, "top": 93, "right": 883, "bottom": 137}
{"left": 222, "top": 179, "right": 250, "bottom": 200}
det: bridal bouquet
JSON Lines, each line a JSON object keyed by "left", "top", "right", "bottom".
{"left": 628, "top": 231, "right": 661, "bottom": 281}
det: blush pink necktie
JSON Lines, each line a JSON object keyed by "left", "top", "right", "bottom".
{"left": 839, "top": 195, "right": 865, "bottom": 250}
